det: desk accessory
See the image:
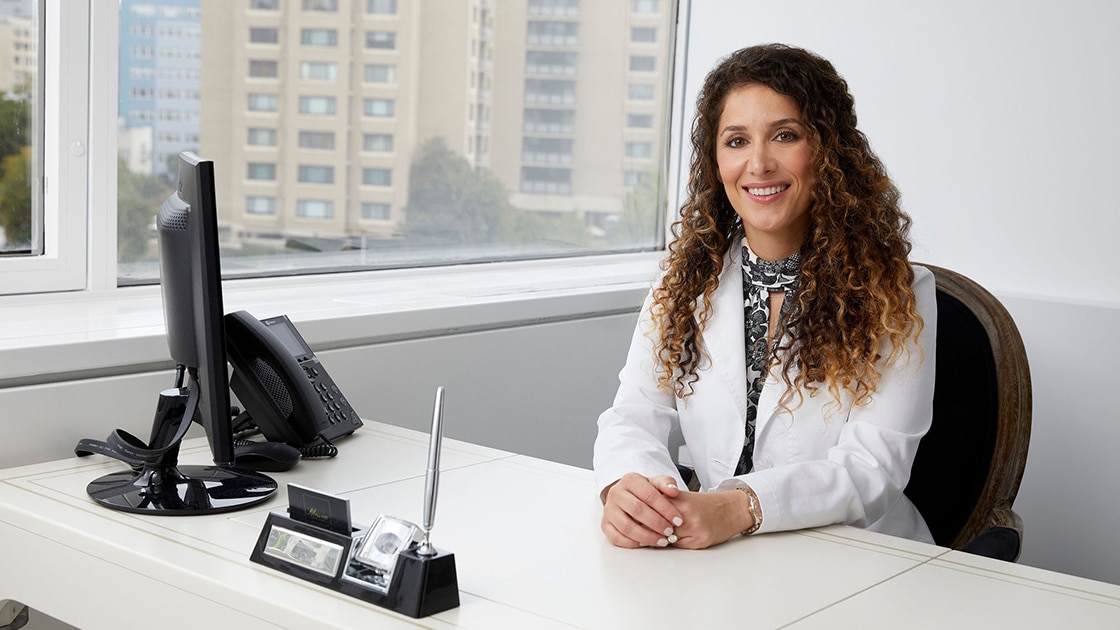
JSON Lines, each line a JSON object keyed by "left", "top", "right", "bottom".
{"left": 250, "top": 387, "right": 459, "bottom": 618}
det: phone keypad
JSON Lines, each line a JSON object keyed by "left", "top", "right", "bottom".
{"left": 302, "top": 362, "right": 363, "bottom": 434}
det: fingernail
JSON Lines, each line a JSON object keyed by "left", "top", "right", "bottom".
{"left": 657, "top": 538, "right": 669, "bottom": 547}
{"left": 667, "top": 483, "right": 677, "bottom": 490}
{"left": 667, "top": 534, "right": 679, "bottom": 544}
{"left": 673, "top": 517, "right": 683, "bottom": 527}
{"left": 663, "top": 526, "right": 674, "bottom": 536}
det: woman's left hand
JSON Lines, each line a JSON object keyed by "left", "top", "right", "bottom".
{"left": 666, "top": 490, "right": 754, "bottom": 549}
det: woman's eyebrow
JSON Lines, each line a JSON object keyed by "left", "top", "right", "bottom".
{"left": 720, "top": 118, "right": 806, "bottom": 136}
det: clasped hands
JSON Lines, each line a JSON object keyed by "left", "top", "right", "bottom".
{"left": 600, "top": 472, "right": 755, "bottom": 549}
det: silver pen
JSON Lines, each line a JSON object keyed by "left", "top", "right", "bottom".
{"left": 418, "top": 386, "right": 445, "bottom": 556}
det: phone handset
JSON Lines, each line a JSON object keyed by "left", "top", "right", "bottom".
{"left": 225, "top": 310, "right": 363, "bottom": 449}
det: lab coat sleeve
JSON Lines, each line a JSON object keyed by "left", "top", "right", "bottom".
{"left": 720, "top": 266, "right": 938, "bottom": 535}
{"left": 593, "top": 290, "right": 687, "bottom": 495}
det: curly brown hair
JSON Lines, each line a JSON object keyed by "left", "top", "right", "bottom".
{"left": 653, "top": 43, "right": 923, "bottom": 407}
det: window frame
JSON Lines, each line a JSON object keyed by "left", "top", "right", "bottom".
{"left": 2, "top": 1, "right": 89, "bottom": 295}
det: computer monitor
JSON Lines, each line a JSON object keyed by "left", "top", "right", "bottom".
{"left": 83, "top": 152, "right": 277, "bottom": 515}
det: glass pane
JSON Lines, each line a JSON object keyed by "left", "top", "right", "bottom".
{"left": 0, "top": 1, "right": 42, "bottom": 256}
{"left": 117, "top": 0, "right": 676, "bottom": 284}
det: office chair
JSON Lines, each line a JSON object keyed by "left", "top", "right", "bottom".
{"left": 903, "top": 264, "right": 1032, "bottom": 562}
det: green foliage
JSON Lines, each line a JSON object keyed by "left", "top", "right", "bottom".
{"left": 117, "top": 159, "right": 174, "bottom": 262}
{"left": 0, "top": 146, "right": 31, "bottom": 246}
{"left": 609, "top": 169, "right": 663, "bottom": 249}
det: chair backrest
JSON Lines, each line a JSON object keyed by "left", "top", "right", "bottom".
{"left": 903, "top": 264, "right": 1032, "bottom": 549}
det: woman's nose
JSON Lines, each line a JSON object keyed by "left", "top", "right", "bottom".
{"left": 748, "top": 145, "right": 774, "bottom": 176}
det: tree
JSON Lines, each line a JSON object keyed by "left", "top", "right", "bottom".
{"left": 404, "top": 136, "right": 517, "bottom": 246}
{"left": 0, "top": 146, "right": 31, "bottom": 247}
{"left": 117, "top": 158, "right": 174, "bottom": 262}
{"left": 609, "top": 169, "right": 663, "bottom": 249}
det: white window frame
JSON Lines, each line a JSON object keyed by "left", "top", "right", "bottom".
{"left": 2, "top": 1, "right": 89, "bottom": 295}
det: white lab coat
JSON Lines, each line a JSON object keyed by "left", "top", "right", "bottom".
{"left": 593, "top": 238, "right": 936, "bottom": 543}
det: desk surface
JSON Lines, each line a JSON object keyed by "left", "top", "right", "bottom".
{"left": 2, "top": 423, "right": 1119, "bottom": 629}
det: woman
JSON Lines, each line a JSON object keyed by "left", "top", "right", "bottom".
{"left": 594, "top": 44, "right": 936, "bottom": 550}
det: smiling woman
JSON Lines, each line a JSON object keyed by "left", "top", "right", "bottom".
{"left": 594, "top": 43, "right": 935, "bottom": 551}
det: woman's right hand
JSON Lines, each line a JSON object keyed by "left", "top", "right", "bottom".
{"left": 600, "top": 472, "right": 685, "bottom": 548}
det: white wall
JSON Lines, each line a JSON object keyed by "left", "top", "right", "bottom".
{"left": 682, "top": 0, "right": 1120, "bottom": 584}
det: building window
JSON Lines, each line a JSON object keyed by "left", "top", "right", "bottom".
{"left": 625, "top": 141, "right": 652, "bottom": 158}
{"left": 631, "top": 27, "right": 656, "bottom": 43}
{"left": 363, "top": 98, "right": 395, "bottom": 117}
{"left": 298, "top": 165, "right": 335, "bottom": 184}
{"left": 525, "top": 79, "right": 575, "bottom": 105}
{"left": 302, "top": 0, "right": 339, "bottom": 12}
{"left": 247, "top": 128, "right": 278, "bottom": 146}
{"left": 247, "top": 163, "right": 277, "bottom": 180}
{"left": 629, "top": 56, "right": 655, "bottom": 72}
{"left": 248, "top": 93, "right": 278, "bottom": 111}
{"left": 362, "top": 168, "right": 392, "bottom": 186}
{"left": 298, "top": 131, "right": 336, "bottom": 150}
{"left": 366, "top": 31, "right": 396, "bottom": 49}
{"left": 297, "top": 199, "right": 334, "bottom": 218}
{"left": 527, "top": 21, "right": 579, "bottom": 46}
{"left": 300, "top": 61, "right": 338, "bottom": 81}
{"left": 524, "top": 108, "right": 574, "bottom": 134}
{"left": 628, "top": 83, "right": 654, "bottom": 100}
{"left": 367, "top": 0, "right": 397, "bottom": 15}
{"left": 246, "top": 196, "right": 277, "bottom": 215}
{"left": 299, "top": 96, "right": 336, "bottom": 115}
{"left": 632, "top": 0, "right": 658, "bottom": 13}
{"left": 528, "top": 0, "right": 580, "bottom": 17}
{"left": 523, "top": 137, "right": 573, "bottom": 164}
{"left": 249, "top": 60, "right": 279, "bottom": 78}
{"left": 362, "top": 133, "right": 394, "bottom": 152}
{"left": 250, "top": 0, "right": 280, "bottom": 9}
{"left": 249, "top": 28, "right": 279, "bottom": 44}
{"left": 300, "top": 28, "right": 338, "bottom": 47}
{"left": 626, "top": 113, "right": 653, "bottom": 128}
{"left": 520, "top": 167, "right": 572, "bottom": 195}
{"left": 525, "top": 50, "right": 577, "bottom": 76}
{"left": 361, "top": 202, "right": 391, "bottom": 220}
{"left": 364, "top": 63, "right": 395, "bottom": 83}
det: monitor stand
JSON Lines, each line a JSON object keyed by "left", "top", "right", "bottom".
{"left": 81, "top": 379, "right": 278, "bottom": 516}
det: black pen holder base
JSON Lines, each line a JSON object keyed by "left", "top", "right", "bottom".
{"left": 250, "top": 512, "right": 459, "bottom": 618}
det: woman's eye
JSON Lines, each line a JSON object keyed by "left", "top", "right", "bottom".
{"left": 775, "top": 130, "right": 799, "bottom": 142}
{"left": 726, "top": 137, "right": 746, "bottom": 148}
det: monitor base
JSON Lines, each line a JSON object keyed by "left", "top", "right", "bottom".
{"left": 86, "top": 464, "right": 277, "bottom": 516}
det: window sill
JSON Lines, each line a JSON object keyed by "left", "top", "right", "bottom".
{"left": 0, "top": 253, "right": 661, "bottom": 387}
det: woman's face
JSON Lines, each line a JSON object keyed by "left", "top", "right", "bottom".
{"left": 715, "top": 84, "right": 815, "bottom": 260}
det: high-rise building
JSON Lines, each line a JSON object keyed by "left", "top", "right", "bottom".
{"left": 0, "top": 11, "right": 36, "bottom": 95}
{"left": 119, "top": 0, "right": 202, "bottom": 177}
{"left": 200, "top": 0, "right": 672, "bottom": 244}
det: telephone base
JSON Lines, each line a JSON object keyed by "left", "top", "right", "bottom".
{"left": 86, "top": 464, "right": 277, "bottom": 515}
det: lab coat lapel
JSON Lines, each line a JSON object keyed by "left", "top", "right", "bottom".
{"left": 696, "top": 242, "right": 749, "bottom": 426}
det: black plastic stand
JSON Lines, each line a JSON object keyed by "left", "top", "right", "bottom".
{"left": 250, "top": 511, "right": 460, "bottom": 618}
{"left": 80, "top": 385, "right": 278, "bottom": 515}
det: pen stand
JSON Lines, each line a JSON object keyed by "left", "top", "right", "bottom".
{"left": 250, "top": 509, "right": 459, "bottom": 618}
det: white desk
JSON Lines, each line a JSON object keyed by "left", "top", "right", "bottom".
{"left": 2, "top": 423, "right": 1118, "bottom": 629}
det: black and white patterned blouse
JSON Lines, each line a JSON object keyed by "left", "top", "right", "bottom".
{"left": 735, "top": 239, "right": 801, "bottom": 476}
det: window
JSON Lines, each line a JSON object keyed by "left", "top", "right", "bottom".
{"left": 300, "top": 61, "right": 338, "bottom": 80}
{"left": 247, "top": 163, "right": 277, "bottom": 180}
{"left": 299, "top": 96, "right": 336, "bottom": 115}
{"left": 301, "top": 29, "right": 338, "bottom": 47}
{"left": 362, "top": 168, "right": 392, "bottom": 186}
{"left": 629, "top": 56, "right": 656, "bottom": 72}
{"left": 299, "top": 131, "right": 336, "bottom": 149}
{"left": 247, "top": 128, "right": 278, "bottom": 145}
{"left": 297, "top": 199, "right": 334, "bottom": 218}
{"left": 367, "top": 0, "right": 397, "bottom": 15}
{"left": 303, "top": 0, "right": 339, "bottom": 12}
{"left": 248, "top": 93, "right": 278, "bottom": 111}
{"left": 95, "top": 0, "right": 676, "bottom": 289}
{"left": 364, "top": 63, "right": 396, "bottom": 83}
{"left": 363, "top": 98, "right": 395, "bottom": 117}
{"left": 249, "top": 60, "right": 279, "bottom": 78}
{"left": 249, "top": 28, "right": 279, "bottom": 44}
{"left": 628, "top": 83, "right": 655, "bottom": 100}
{"left": 626, "top": 113, "right": 653, "bottom": 128}
{"left": 625, "top": 141, "right": 652, "bottom": 158}
{"left": 366, "top": 31, "right": 396, "bottom": 50}
{"left": 298, "top": 165, "right": 335, "bottom": 184}
{"left": 246, "top": 196, "right": 277, "bottom": 215}
{"left": 362, "top": 133, "right": 394, "bottom": 152}
{"left": 361, "top": 202, "right": 391, "bottom": 219}
{"left": 631, "top": 27, "right": 656, "bottom": 43}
